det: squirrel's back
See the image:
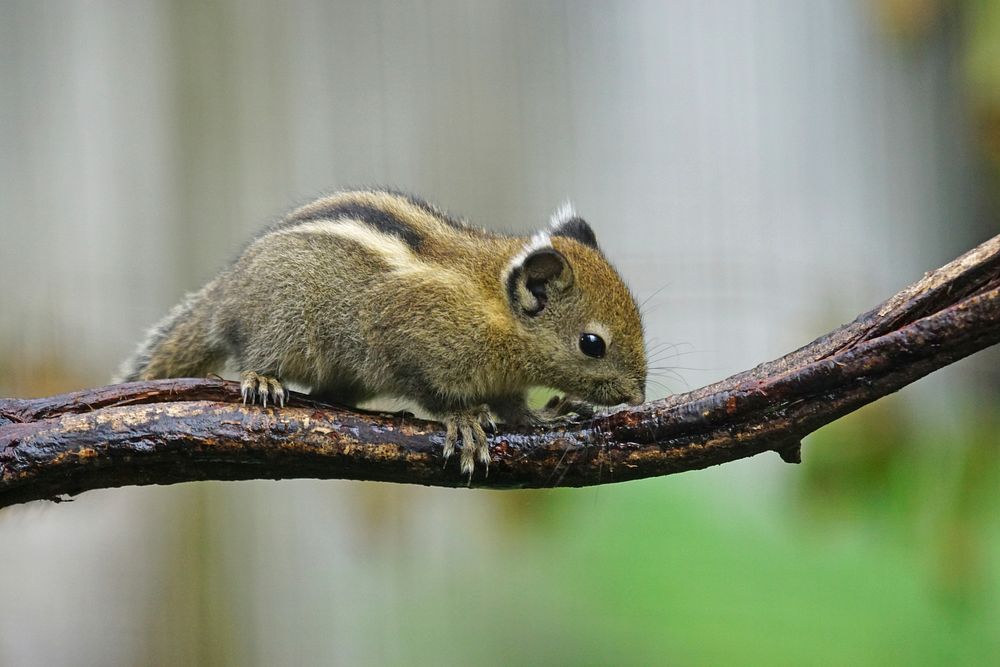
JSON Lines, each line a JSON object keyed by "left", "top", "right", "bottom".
{"left": 119, "top": 190, "right": 516, "bottom": 380}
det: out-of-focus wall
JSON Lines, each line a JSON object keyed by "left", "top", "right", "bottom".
{"left": 0, "top": 1, "right": 992, "bottom": 664}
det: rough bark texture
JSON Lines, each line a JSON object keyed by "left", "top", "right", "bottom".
{"left": 2, "top": 234, "right": 999, "bottom": 508}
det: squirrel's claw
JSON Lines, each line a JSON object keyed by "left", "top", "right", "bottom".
{"left": 442, "top": 407, "right": 493, "bottom": 480}
{"left": 239, "top": 371, "right": 287, "bottom": 408}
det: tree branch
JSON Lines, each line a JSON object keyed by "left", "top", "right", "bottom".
{"left": 2, "top": 234, "right": 999, "bottom": 508}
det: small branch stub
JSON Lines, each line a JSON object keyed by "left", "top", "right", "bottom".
{"left": 776, "top": 441, "right": 803, "bottom": 464}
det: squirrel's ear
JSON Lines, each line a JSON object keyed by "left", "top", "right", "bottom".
{"left": 549, "top": 201, "right": 599, "bottom": 249}
{"left": 504, "top": 235, "right": 574, "bottom": 317}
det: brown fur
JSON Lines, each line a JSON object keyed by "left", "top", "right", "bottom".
{"left": 117, "top": 189, "right": 647, "bottom": 475}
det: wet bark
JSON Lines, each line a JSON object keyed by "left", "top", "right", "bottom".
{"left": 2, "top": 233, "right": 998, "bottom": 509}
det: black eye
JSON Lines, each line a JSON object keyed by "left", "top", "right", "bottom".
{"left": 579, "top": 333, "right": 606, "bottom": 358}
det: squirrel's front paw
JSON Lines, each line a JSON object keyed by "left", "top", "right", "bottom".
{"left": 240, "top": 370, "right": 287, "bottom": 408}
{"left": 541, "top": 395, "right": 595, "bottom": 421}
{"left": 442, "top": 406, "right": 493, "bottom": 479}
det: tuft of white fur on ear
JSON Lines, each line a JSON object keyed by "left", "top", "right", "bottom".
{"left": 549, "top": 200, "right": 577, "bottom": 229}
{"left": 502, "top": 230, "right": 552, "bottom": 282}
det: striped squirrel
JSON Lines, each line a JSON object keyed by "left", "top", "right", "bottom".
{"left": 117, "top": 189, "right": 647, "bottom": 476}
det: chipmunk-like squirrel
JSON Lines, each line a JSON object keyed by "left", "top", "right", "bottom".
{"left": 117, "top": 189, "right": 647, "bottom": 476}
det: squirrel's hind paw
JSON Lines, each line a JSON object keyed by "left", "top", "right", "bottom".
{"left": 240, "top": 371, "right": 287, "bottom": 408}
{"left": 442, "top": 407, "right": 493, "bottom": 480}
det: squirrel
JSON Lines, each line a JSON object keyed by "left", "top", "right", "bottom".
{"left": 116, "top": 189, "right": 647, "bottom": 476}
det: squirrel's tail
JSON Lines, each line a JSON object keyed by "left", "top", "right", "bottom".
{"left": 115, "top": 282, "right": 226, "bottom": 383}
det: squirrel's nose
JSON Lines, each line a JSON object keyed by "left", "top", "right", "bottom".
{"left": 626, "top": 391, "right": 645, "bottom": 406}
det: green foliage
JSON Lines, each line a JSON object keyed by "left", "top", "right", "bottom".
{"left": 392, "top": 404, "right": 1000, "bottom": 665}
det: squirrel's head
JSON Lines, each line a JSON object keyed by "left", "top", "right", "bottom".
{"left": 503, "top": 205, "right": 647, "bottom": 407}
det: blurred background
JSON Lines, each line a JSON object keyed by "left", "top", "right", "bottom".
{"left": 1, "top": 1, "right": 999, "bottom": 664}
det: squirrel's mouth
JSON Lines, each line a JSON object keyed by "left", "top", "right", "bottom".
{"left": 586, "top": 383, "right": 645, "bottom": 407}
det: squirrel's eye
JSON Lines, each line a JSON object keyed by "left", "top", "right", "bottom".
{"left": 578, "top": 333, "right": 606, "bottom": 358}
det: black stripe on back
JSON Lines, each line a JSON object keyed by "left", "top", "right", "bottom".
{"left": 283, "top": 201, "right": 424, "bottom": 249}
